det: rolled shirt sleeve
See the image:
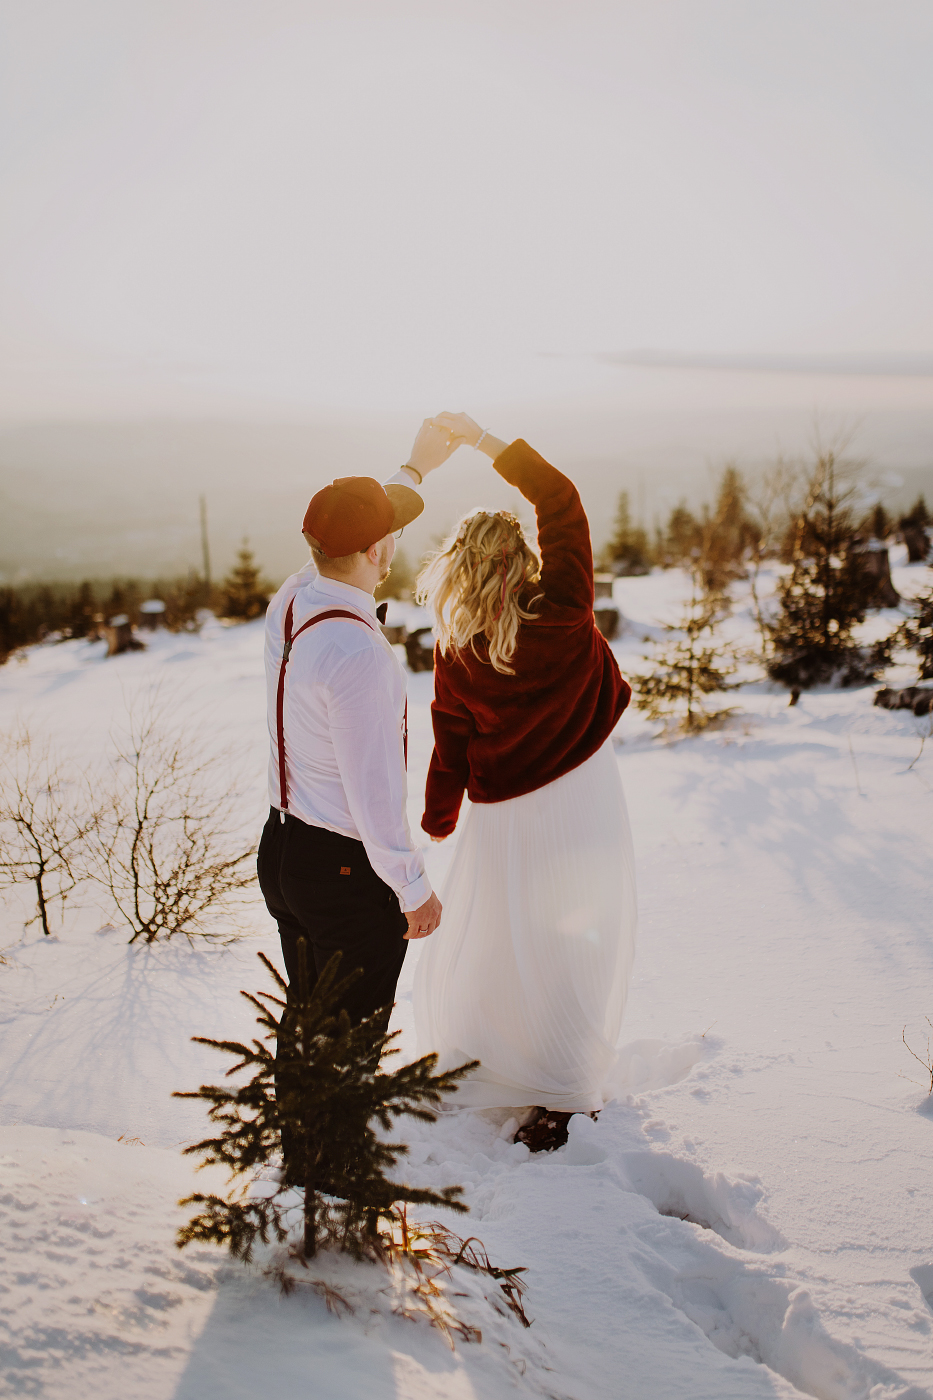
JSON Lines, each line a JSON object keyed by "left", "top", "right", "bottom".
{"left": 327, "top": 647, "right": 432, "bottom": 913}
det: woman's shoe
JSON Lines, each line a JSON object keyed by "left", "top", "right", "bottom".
{"left": 514, "top": 1109, "right": 574, "bottom": 1153}
{"left": 513, "top": 1108, "right": 600, "bottom": 1154}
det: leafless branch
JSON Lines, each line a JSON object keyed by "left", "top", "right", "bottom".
{"left": 0, "top": 730, "right": 98, "bottom": 936}
{"left": 90, "top": 690, "right": 258, "bottom": 943}
{"left": 902, "top": 1020, "right": 933, "bottom": 1094}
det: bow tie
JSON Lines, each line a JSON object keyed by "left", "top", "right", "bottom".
{"left": 376, "top": 602, "right": 388, "bottom": 625}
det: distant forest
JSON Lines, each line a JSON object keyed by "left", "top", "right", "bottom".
{"left": 2, "top": 459, "right": 929, "bottom": 666}
{"left": 0, "top": 543, "right": 272, "bottom": 662}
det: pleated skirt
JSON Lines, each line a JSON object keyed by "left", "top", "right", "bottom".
{"left": 413, "top": 741, "right": 637, "bottom": 1112}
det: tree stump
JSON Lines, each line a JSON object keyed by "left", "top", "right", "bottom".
{"left": 404, "top": 627, "right": 435, "bottom": 672}
{"left": 594, "top": 607, "right": 620, "bottom": 641}
{"left": 852, "top": 541, "right": 899, "bottom": 609}
{"left": 139, "top": 599, "right": 167, "bottom": 631}
{"left": 103, "top": 614, "right": 143, "bottom": 656}
{"left": 903, "top": 524, "right": 930, "bottom": 564}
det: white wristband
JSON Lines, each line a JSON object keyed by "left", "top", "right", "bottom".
{"left": 474, "top": 429, "right": 489, "bottom": 453}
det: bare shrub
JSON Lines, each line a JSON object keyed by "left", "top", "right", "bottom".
{"left": 92, "top": 691, "right": 258, "bottom": 943}
{"left": 0, "top": 730, "right": 97, "bottom": 936}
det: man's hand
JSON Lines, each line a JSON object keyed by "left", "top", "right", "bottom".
{"left": 405, "top": 418, "right": 463, "bottom": 479}
{"left": 404, "top": 890, "right": 442, "bottom": 940}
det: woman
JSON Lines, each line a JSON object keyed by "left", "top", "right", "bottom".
{"left": 413, "top": 412, "right": 637, "bottom": 1152}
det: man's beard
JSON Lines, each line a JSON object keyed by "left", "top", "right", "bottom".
{"left": 378, "top": 543, "right": 392, "bottom": 584}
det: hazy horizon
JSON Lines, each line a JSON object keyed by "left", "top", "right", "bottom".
{"left": 3, "top": 393, "right": 931, "bottom": 586}
{"left": 1, "top": 2, "right": 931, "bottom": 583}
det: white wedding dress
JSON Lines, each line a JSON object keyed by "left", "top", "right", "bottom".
{"left": 413, "top": 741, "right": 637, "bottom": 1112}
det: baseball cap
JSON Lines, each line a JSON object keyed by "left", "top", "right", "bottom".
{"left": 302, "top": 476, "right": 424, "bottom": 557}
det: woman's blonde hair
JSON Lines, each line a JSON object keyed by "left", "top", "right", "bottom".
{"left": 415, "top": 511, "right": 543, "bottom": 674}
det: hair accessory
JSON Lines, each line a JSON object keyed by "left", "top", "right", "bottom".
{"left": 474, "top": 429, "right": 489, "bottom": 453}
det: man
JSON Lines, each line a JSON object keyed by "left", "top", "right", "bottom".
{"left": 257, "top": 418, "right": 456, "bottom": 1033}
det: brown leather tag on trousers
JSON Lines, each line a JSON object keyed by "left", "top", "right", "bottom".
{"left": 340, "top": 866, "right": 351, "bottom": 875}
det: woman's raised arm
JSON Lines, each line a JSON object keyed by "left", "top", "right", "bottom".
{"left": 433, "top": 412, "right": 593, "bottom": 612}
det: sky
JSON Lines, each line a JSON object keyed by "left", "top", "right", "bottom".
{"left": 1, "top": 0, "right": 932, "bottom": 422}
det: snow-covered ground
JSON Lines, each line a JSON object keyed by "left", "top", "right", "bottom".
{"left": 2, "top": 557, "right": 933, "bottom": 1400}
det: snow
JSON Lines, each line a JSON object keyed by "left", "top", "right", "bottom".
{"left": 2, "top": 559, "right": 933, "bottom": 1399}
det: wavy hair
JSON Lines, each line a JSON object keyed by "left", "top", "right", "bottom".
{"left": 415, "top": 511, "right": 543, "bottom": 674}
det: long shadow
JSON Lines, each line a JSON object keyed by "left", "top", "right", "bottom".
{"left": 0, "top": 934, "right": 274, "bottom": 1146}
{"left": 168, "top": 1261, "right": 509, "bottom": 1400}
{"left": 652, "top": 730, "right": 933, "bottom": 980}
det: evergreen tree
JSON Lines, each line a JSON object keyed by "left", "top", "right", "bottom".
{"left": 658, "top": 501, "right": 701, "bottom": 568}
{"left": 105, "top": 578, "right": 142, "bottom": 624}
{"left": 900, "top": 494, "right": 931, "bottom": 531}
{"left": 175, "top": 947, "right": 476, "bottom": 1262}
{"left": 860, "top": 502, "right": 891, "bottom": 541}
{"left": 221, "top": 540, "right": 271, "bottom": 620}
{"left": 768, "top": 450, "right": 879, "bottom": 688}
{"left": 899, "top": 494, "right": 931, "bottom": 563}
{"left": 65, "top": 581, "right": 97, "bottom": 638}
{"left": 896, "top": 583, "right": 933, "bottom": 681}
{"left": 701, "top": 465, "right": 760, "bottom": 592}
{"left": 155, "top": 573, "right": 209, "bottom": 631}
{"left": 635, "top": 578, "right": 739, "bottom": 732}
{"left": 603, "top": 492, "right": 651, "bottom": 574}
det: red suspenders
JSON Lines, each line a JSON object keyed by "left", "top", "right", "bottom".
{"left": 275, "top": 597, "right": 407, "bottom": 813}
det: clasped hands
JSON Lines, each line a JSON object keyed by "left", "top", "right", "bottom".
{"left": 405, "top": 411, "right": 489, "bottom": 480}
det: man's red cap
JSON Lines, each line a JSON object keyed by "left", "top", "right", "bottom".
{"left": 302, "top": 476, "right": 423, "bottom": 558}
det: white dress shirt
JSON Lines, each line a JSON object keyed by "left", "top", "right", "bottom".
{"left": 264, "top": 561, "right": 431, "bottom": 914}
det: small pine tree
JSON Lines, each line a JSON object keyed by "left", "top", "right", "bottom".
{"left": 701, "top": 465, "right": 760, "bottom": 593}
{"left": 154, "top": 573, "right": 209, "bottom": 632}
{"left": 604, "top": 492, "right": 651, "bottom": 575}
{"left": 897, "top": 583, "right": 933, "bottom": 681}
{"left": 635, "top": 578, "right": 739, "bottom": 732}
{"left": 900, "top": 494, "right": 931, "bottom": 531}
{"left": 900, "top": 494, "right": 931, "bottom": 563}
{"left": 175, "top": 947, "right": 477, "bottom": 1263}
{"left": 658, "top": 501, "right": 702, "bottom": 568}
{"left": 860, "top": 502, "right": 890, "bottom": 541}
{"left": 65, "top": 581, "right": 97, "bottom": 639}
{"left": 768, "top": 450, "right": 879, "bottom": 688}
{"left": 221, "top": 540, "right": 271, "bottom": 620}
{"left": 105, "top": 578, "right": 142, "bottom": 624}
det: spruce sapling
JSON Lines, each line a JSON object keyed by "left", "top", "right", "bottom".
{"left": 635, "top": 577, "right": 739, "bottom": 733}
{"left": 896, "top": 583, "right": 933, "bottom": 682}
{"left": 767, "top": 448, "right": 881, "bottom": 688}
{"left": 175, "top": 945, "right": 477, "bottom": 1262}
{"left": 220, "top": 540, "right": 271, "bottom": 620}
{"left": 603, "top": 491, "right": 652, "bottom": 575}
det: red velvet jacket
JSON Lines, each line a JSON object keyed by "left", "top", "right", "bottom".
{"left": 421, "top": 439, "right": 632, "bottom": 838}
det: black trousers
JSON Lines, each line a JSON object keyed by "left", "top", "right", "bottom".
{"left": 257, "top": 808, "right": 409, "bottom": 1029}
